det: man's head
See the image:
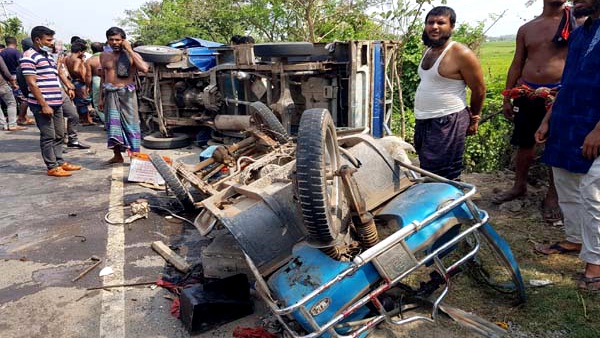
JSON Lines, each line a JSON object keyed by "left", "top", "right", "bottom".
{"left": 73, "top": 38, "right": 87, "bottom": 46}
{"left": 21, "top": 37, "right": 33, "bottom": 51}
{"left": 573, "top": 0, "right": 600, "bottom": 18}
{"left": 71, "top": 41, "right": 87, "bottom": 55}
{"left": 105, "top": 27, "right": 126, "bottom": 52}
{"left": 31, "top": 26, "right": 55, "bottom": 51}
{"left": 422, "top": 6, "right": 456, "bottom": 48}
{"left": 91, "top": 42, "right": 104, "bottom": 54}
{"left": 4, "top": 37, "right": 16, "bottom": 47}
{"left": 70, "top": 36, "right": 81, "bottom": 44}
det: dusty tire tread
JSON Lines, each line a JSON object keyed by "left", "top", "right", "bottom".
{"left": 249, "top": 102, "right": 288, "bottom": 144}
{"left": 149, "top": 153, "right": 195, "bottom": 210}
{"left": 296, "top": 108, "right": 340, "bottom": 244}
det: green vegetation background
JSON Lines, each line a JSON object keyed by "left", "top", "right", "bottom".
{"left": 396, "top": 39, "right": 516, "bottom": 173}
{"left": 467, "top": 40, "right": 515, "bottom": 172}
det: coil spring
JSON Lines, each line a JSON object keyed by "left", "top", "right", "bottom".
{"left": 356, "top": 218, "right": 379, "bottom": 248}
{"left": 320, "top": 246, "right": 344, "bottom": 260}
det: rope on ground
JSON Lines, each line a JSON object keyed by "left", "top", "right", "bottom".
{"left": 149, "top": 205, "right": 195, "bottom": 227}
{"left": 103, "top": 199, "right": 194, "bottom": 227}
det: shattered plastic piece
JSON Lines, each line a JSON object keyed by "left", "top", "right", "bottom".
{"left": 99, "top": 266, "right": 114, "bottom": 277}
{"left": 495, "top": 322, "right": 510, "bottom": 330}
{"left": 529, "top": 279, "right": 554, "bottom": 287}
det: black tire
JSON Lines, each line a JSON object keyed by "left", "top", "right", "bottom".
{"left": 253, "top": 42, "right": 314, "bottom": 57}
{"left": 296, "top": 108, "right": 343, "bottom": 246}
{"left": 134, "top": 45, "right": 184, "bottom": 63}
{"left": 249, "top": 101, "right": 289, "bottom": 144}
{"left": 142, "top": 132, "right": 191, "bottom": 149}
{"left": 149, "top": 153, "right": 195, "bottom": 211}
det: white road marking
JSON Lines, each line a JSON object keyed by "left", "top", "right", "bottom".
{"left": 100, "top": 165, "right": 126, "bottom": 338}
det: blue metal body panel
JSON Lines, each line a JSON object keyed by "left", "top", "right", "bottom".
{"left": 372, "top": 42, "right": 385, "bottom": 138}
{"left": 268, "top": 182, "right": 476, "bottom": 336}
{"left": 376, "top": 182, "right": 473, "bottom": 252}
{"left": 268, "top": 245, "right": 379, "bottom": 337}
{"left": 479, "top": 223, "right": 528, "bottom": 302}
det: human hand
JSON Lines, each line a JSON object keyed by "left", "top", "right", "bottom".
{"left": 502, "top": 101, "right": 514, "bottom": 121}
{"left": 467, "top": 120, "right": 479, "bottom": 136}
{"left": 121, "top": 39, "right": 132, "bottom": 52}
{"left": 41, "top": 105, "right": 53, "bottom": 116}
{"left": 67, "top": 88, "right": 75, "bottom": 99}
{"left": 535, "top": 120, "right": 549, "bottom": 143}
{"left": 98, "top": 98, "right": 104, "bottom": 112}
{"left": 582, "top": 127, "right": 600, "bottom": 160}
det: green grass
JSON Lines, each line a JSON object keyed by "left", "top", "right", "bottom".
{"left": 479, "top": 40, "right": 516, "bottom": 83}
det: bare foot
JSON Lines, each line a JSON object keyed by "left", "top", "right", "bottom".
{"left": 492, "top": 188, "right": 526, "bottom": 205}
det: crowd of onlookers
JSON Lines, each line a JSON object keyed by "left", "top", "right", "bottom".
{"left": 2, "top": 24, "right": 148, "bottom": 178}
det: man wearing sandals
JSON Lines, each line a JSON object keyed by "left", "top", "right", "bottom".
{"left": 20, "top": 26, "right": 82, "bottom": 177}
{"left": 535, "top": 0, "right": 600, "bottom": 291}
{"left": 493, "top": 0, "right": 580, "bottom": 224}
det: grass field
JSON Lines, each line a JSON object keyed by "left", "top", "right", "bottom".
{"left": 479, "top": 40, "right": 516, "bottom": 83}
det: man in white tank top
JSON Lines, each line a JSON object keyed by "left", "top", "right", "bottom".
{"left": 413, "top": 6, "right": 485, "bottom": 180}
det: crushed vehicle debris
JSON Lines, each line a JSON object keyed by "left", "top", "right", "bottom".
{"left": 137, "top": 39, "right": 527, "bottom": 337}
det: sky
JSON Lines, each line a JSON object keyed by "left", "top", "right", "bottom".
{"left": 7, "top": 0, "right": 544, "bottom": 43}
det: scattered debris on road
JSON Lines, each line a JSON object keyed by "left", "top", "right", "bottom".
{"left": 71, "top": 256, "right": 102, "bottom": 282}
{"left": 151, "top": 240, "right": 191, "bottom": 273}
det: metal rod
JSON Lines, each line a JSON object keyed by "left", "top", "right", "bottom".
{"left": 86, "top": 281, "right": 156, "bottom": 291}
{"left": 71, "top": 259, "right": 102, "bottom": 282}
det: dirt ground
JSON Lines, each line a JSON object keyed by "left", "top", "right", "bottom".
{"left": 442, "top": 170, "right": 600, "bottom": 338}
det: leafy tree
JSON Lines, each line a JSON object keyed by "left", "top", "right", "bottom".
{"left": 0, "top": 17, "right": 27, "bottom": 44}
{"left": 122, "top": 0, "right": 389, "bottom": 44}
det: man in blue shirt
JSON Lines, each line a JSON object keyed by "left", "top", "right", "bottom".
{"left": 535, "top": 0, "right": 600, "bottom": 291}
{"left": 0, "top": 36, "right": 35, "bottom": 126}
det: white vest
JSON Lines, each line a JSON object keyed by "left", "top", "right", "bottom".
{"left": 414, "top": 41, "right": 467, "bottom": 120}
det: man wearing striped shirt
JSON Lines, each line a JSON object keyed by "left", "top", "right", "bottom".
{"left": 20, "top": 26, "right": 82, "bottom": 177}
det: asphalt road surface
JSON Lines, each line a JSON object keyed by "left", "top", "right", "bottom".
{"left": 0, "top": 124, "right": 263, "bottom": 338}
{"left": 0, "top": 123, "right": 474, "bottom": 338}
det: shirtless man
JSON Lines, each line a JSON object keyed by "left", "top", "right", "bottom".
{"left": 99, "top": 27, "right": 148, "bottom": 164}
{"left": 85, "top": 42, "right": 104, "bottom": 123}
{"left": 413, "top": 6, "right": 485, "bottom": 180}
{"left": 493, "top": 0, "right": 580, "bottom": 224}
{"left": 64, "top": 41, "right": 93, "bottom": 125}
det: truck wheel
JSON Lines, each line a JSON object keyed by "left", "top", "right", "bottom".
{"left": 296, "top": 108, "right": 343, "bottom": 246}
{"left": 249, "top": 102, "right": 288, "bottom": 144}
{"left": 142, "top": 132, "right": 191, "bottom": 149}
{"left": 253, "top": 42, "right": 314, "bottom": 57}
{"left": 149, "top": 153, "right": 195, "bottom": 211}
{"left": 134, "top": 45, "right": 184, "bottom": 64}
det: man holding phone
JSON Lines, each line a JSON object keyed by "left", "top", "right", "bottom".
{"left": 99, "top": 26, "right": 148, "bottom": 164}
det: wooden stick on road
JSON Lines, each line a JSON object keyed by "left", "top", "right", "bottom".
{"left": 151, "top": 241, "right": 191, "bottom": 273}
{"left": 72, "top": 257, "right": 102, "bottom": 283}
